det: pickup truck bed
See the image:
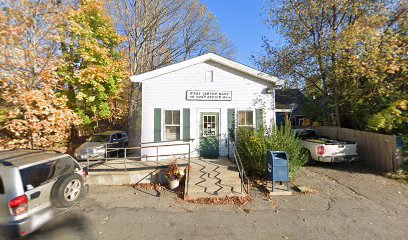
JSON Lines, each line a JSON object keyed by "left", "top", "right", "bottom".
{"left": 301, "top": 137, "right": 359, "bottom": 163}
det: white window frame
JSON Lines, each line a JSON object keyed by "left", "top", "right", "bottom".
{"left": 237, "top": 109, "right": 255, "bottom": 128}
{"left": 205, "top": 70, "right": 214, "bottom": 83}
{"left": 163, "top": 109, "right": 181, "bottom": 141}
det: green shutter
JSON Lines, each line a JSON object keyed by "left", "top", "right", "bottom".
{"left": 183, "top": 108, "right": 190, "bottom": 141}
{"left": 256, "top": 109, "right": 263, "bottom": 131}
{"left": 227, "top": 108, "right": 235, "bottom": 141}
{"left": 154, "top": 108, "right": 161, "bottom": 142}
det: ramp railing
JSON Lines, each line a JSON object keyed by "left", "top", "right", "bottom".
{"left": 231, "top": 142, "right": 249, "bottom": 194}
{"left": 82, "top": 140, "right": 193, "bottom": 195}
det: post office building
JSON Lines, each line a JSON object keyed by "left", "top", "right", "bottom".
{"left": 130, "top": 53, "right": 282, "bottom": 160}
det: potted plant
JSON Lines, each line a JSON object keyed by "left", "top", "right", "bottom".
{"left": 164, "top": 160, "right": 185, "bottom": 190}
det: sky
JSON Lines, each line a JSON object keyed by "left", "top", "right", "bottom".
{"left": 201, "top": 0, "right": 281, "bottom": 68}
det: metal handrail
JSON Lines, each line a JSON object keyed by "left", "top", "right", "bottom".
{"left": 232, "top": 142, "right": 249, "bottom": 194}
{"left": 84, "top": 141, "right": 193, "bottom": 196}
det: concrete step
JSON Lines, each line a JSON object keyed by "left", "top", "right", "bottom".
{"left": 185, "top": 191, "right": 243, "bottom": 199}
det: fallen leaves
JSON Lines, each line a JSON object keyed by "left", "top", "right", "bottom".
{"left": 185, "top": 195, "right": 253, "bottom": 205}
{"left": 296, "top": 186, "right": 319, "bottom": 194}
{"left": 131, "top": 183, "right": 165, "bottom": 191}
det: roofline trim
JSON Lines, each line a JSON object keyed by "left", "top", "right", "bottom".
{"left": 130, "top": 53, "right": 283, "bottom": 85}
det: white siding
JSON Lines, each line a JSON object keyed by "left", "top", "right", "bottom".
{"left": 140, "top": 61, "right": 276, "bottom": 160}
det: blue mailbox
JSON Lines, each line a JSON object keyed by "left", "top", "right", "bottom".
{"left": 266, "top": 151, "right": 290, "bottom": 192}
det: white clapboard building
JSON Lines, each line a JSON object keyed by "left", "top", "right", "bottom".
{"left": 130, "top": 53, "right": 282, "bottom": 160}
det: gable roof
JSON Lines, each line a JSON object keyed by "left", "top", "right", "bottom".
{"left": 275, "top": 89, "right": 307, "bottom": 109}
{"left": 130, "top": 53, "right": 283, "bottom": 85}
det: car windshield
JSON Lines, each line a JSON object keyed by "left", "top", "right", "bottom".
{"left": 89, "top": 135, "right": 110, "bottom": 142}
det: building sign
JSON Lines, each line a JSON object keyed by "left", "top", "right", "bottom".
{"left": 186, "top": 90, "right": 232, "bottom": 101}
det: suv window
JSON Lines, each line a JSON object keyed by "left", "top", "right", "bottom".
{"left": 121, "top": 132, "right": 127, "bottom": 138}
{"left": 90, "top": 135, "right": 110, "bottom": 142}
{"left": 20, "top": 157, "right": 80, "bottom": 191}
{"left": 117, "top": 133, "right": 123, "bottom": 140}
{"left": 111, "top": 133, "right": 121, "bottom": 141}
{"left": 0, "top": 176, "right": 4, "bottom": 194}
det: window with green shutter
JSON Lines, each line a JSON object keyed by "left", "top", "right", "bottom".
{"left": 164, "top": 110, "right": 180, "bottom": 141}
{"left": 237, "top": 110, "right": 254, "bottom": 127}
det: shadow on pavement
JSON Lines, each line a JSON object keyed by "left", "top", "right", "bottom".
{"left": 28, "top": 213, "right": 91, "bottom": 240}
{"left": 307, "top": 160, "right": 380, "bottom": 175}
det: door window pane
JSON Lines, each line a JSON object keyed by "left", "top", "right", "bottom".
{"left": 202, "top": 114, "right": 217, "bottom": 137}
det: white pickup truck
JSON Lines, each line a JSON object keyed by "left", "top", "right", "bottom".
{"left": 293, "top": 129, "right": 359, "bottom": 163}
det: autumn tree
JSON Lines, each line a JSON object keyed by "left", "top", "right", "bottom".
{"left": 253, "top": 0, "right": 384, "bottom": 126}
{"left": 59, "top": 0, "right": 128, "bottom": 131}
{"left": 334, "top": 3, "right": 407, "bottom": 133}
{"left": 0, "top": 0, "right": 79, "bottom": 150}
{"left": 106, "top": 0, "right": 235, "bottom": 146}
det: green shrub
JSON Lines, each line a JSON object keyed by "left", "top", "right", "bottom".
{"left": 236, "top": 125, "right": 308, "bottom": 179}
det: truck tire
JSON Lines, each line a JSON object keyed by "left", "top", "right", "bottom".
{"left": 51, "top": 173, "right": 84, "bottom": 208}
{"left": 308, "top": 152, "right": 316, "bottom": 165}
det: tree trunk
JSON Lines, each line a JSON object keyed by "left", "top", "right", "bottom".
{"left": 334, "top": 94, "right": 341, "bottom": 127}
{"left": 127, "top": 82, "right": 142, "bottom": 150}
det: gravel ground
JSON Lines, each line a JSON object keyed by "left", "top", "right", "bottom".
{"left": 17, "top": 162, "right": 408, "bottom": 240}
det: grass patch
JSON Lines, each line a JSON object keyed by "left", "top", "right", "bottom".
{"left": 388, "top": 162, "right": 408, "bottom": 183}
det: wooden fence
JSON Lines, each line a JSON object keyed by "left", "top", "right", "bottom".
{"left": 315, "top": 126, "right": 399, "bottom": 172}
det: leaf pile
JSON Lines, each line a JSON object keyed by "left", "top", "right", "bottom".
{"left": 131, "top": 183, "right": 166, "bottom": 191}
{"left": 185, "top": 195, "right": 252, "bottom": 205}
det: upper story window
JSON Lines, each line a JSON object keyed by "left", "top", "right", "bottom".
{"left": 164, "top": 110, "right": 180, "bottom": 141}
{"left": 205, "top": 70, "right": 213, "bottom": 83}
{"left": 237, "top": 110, "right": 254, "bottom": 127}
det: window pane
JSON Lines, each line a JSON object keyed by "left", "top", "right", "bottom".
{"left": 20, "top": 163, "right": 52, "bottom": 190}
{"left": 238, "top": 111, "right": 246, "bottom": 126}
{"left": 246, "top": 111, "right": 253, "bottom": 126}
{"left": 111, "top": 134, "right": 119, "bottom": 141}
{"left": 165, "top": 126, "right": 180, "bottom": 141}
{"left": 165, "top": 110, "right": 172, "bottom": 125}
{"left": 19, "top": 158, "right": 78, "bottom": 191}
{"left": 173, "top": 110, "right": 180, "bottom": 124}
{"left": 53, "top": 157, "right": 78, "bottom": 178}
{"left": 90, "top": 135, "right": 110, "bottom": 142}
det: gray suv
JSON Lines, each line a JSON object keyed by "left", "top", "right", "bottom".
{"left": 74, "top": 131, "right": 128, "bottom": 160}
{"left": 0, "top": 149, "right": 88, "bottom": 238}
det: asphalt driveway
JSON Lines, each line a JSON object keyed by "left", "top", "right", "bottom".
{"left": 17, "top": 162, "right": 408, "bottom": 240}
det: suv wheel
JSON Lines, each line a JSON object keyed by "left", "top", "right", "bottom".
{"left": 51, "top": 174, "right": 84, "bottom": 208}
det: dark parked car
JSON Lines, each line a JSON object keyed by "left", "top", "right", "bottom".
{"left": 0, "top": 149, "right": 88, "bottom": 238}
{"left": 74, "top": 131, "right": 128, "bottom": 160}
